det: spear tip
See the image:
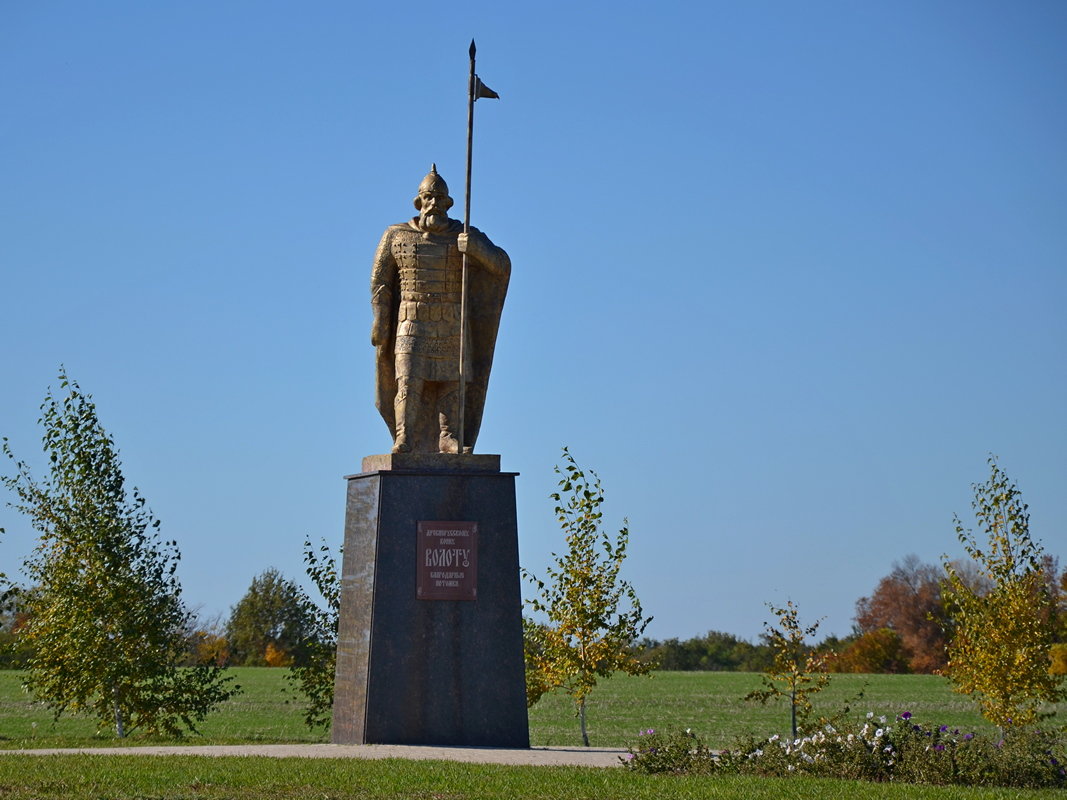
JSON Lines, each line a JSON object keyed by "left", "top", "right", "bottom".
{"left": 469, "top": 39, "right": 476, "bottom": 59}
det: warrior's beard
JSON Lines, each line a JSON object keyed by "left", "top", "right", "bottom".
{"left": 420, "top": 211, "right": 451, "bottom": 233}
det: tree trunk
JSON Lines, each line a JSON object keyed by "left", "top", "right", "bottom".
{"left": 790, "top": 688, "right": 797, "bottom": 741}
{"left": 112, "top": 685, "right": 125, "bottom": 738}
{"left": 579, "top": 698, "right": 589, "bottom": 747}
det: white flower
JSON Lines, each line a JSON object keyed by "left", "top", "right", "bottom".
{"left": 875, "top": 728, "right": 884, "bottom": 738}
{"left": 768, "top": 734, "right": 779, "bottom": 743}
{"left": 866, "top": 712, "right": 874, "bottom": 719}
{"left": 879, "top": 715, "right": 887, "bottom": 724}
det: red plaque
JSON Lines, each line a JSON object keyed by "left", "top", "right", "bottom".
{"left": 416, "top": 521, "right": 478, "bottom": 601}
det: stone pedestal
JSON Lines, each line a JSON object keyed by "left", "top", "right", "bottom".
{"left": 330, "top": 456, "right": 529, "bottom": 747}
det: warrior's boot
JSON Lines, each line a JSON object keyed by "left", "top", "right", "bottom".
{"left": 437, "top": 385, "right": 461, "bottom": 454}
{"left": 392, "top": 382, "right": 418, "bottom": 453}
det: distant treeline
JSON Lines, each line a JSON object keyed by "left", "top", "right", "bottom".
{"left": 639, "top": 554, "right": 1067, "bottom": 675}
{"left": 636, "top": 630, "right": 906, "bottom": 674}
{"left": 638, "top": 631, "right": 775, "bottom": 672}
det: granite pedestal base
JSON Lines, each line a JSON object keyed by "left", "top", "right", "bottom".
{"left": 330, "top": 458, "right": 529, "bottom": 747}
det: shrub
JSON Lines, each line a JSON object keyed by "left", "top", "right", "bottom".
{"left": 181, "top": 629, "right": 230, "bottom": 667}
{"left": 831, "top": 628, "right": 911, "bottom": 674}
{"left": 625, "top": 712, "right": 1066, "bottom": 788}
{"left": 285, "top": 537, "right": 341, "bottom": 730}
{"left": 622, "top": 728, "right": 716, "bottom": 774}
{"left": 1050, "top": 643, "right": 1067, "bottom": 676}
{"left": 264, "top": 642, "right": 293, "bottom": 667}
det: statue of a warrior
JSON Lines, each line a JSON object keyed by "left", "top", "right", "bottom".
{"left": 370, "top": 165, "right": 510, "bottom": 454}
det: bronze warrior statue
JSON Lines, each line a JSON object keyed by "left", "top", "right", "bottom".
{"left": 371, "top": 165, "right": 510, "bottom": 454}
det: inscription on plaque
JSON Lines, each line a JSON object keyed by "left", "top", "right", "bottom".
{"left": 416, "top": 521, "right": 478, "bottom": 601}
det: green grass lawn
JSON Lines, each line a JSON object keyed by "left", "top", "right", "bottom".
{"left": 1, "top": 669, "right": 1064, "bottom": 799}
{"left": 2, "top": 667, "right": 1062, "bottom": 750}
{"left": 529, "top": 671, "right": 1024, "bottom": 749}
{"left": 0, "top": 668, "right": 325, "bottom": 748}
{"left": 0, "top": 755, "right": 1065, "bottom": 800}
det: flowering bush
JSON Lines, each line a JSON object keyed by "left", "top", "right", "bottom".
{"left": 624, "top": 712, "right": 1067, "bottom": 788}
{"left": 622, "top": 728, "right": 716, "bottom": 774}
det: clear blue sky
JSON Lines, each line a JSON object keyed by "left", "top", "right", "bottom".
{"left": 2, "top": 1, "right": 1064, "bottom": 642}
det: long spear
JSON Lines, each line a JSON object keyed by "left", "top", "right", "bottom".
{"left": 458, "top": 39, "right": 498, "bottom": 453}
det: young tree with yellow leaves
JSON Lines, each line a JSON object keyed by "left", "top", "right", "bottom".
{"left": 745, "top": 600, "right": 831, "bottom": 740}
{"left": 941, "top": 457, "right": 1065, "bottom": 732}
{"left": 522, "top": 448, "right": 653, "bottom": 747}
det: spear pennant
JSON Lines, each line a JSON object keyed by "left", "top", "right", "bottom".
{"left": 458, "top": 39, "right": 499, "bottom": 453}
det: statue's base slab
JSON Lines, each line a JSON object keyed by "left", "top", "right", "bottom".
{"left": 330, "top": 464, "right": 529, "bottom": 747}
{"left": 360, "top": 453, "right": 501, "bottom": 474}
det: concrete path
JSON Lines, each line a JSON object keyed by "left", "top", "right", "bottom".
{"left": 2, "top": 743, "right": 627, "bottom": 768}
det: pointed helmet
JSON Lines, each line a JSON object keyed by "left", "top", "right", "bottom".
{"left": 418, "top": 163, "right": 449, "bottom": 195}
{"left": 411, "top": 164, "right": 454, "bottom": 213}
{"left": 413, "top": 164, "right": 453, "bottom": 212}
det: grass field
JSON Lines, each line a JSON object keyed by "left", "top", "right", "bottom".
{"left": 1, "top": 754, "right": 1065, "bottom": 800}
{"left": 2, "top": 667, "right": 1062, "bottom": 750}
{"left": 528, "top": 671, "right": 1026, "bottom": 749}
{"left": 1, "top": 669, "right": 1064, "bottom": 799}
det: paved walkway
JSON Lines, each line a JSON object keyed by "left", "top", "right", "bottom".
{"left": 2, "top": 743, "right": 627, "bottom": 768}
